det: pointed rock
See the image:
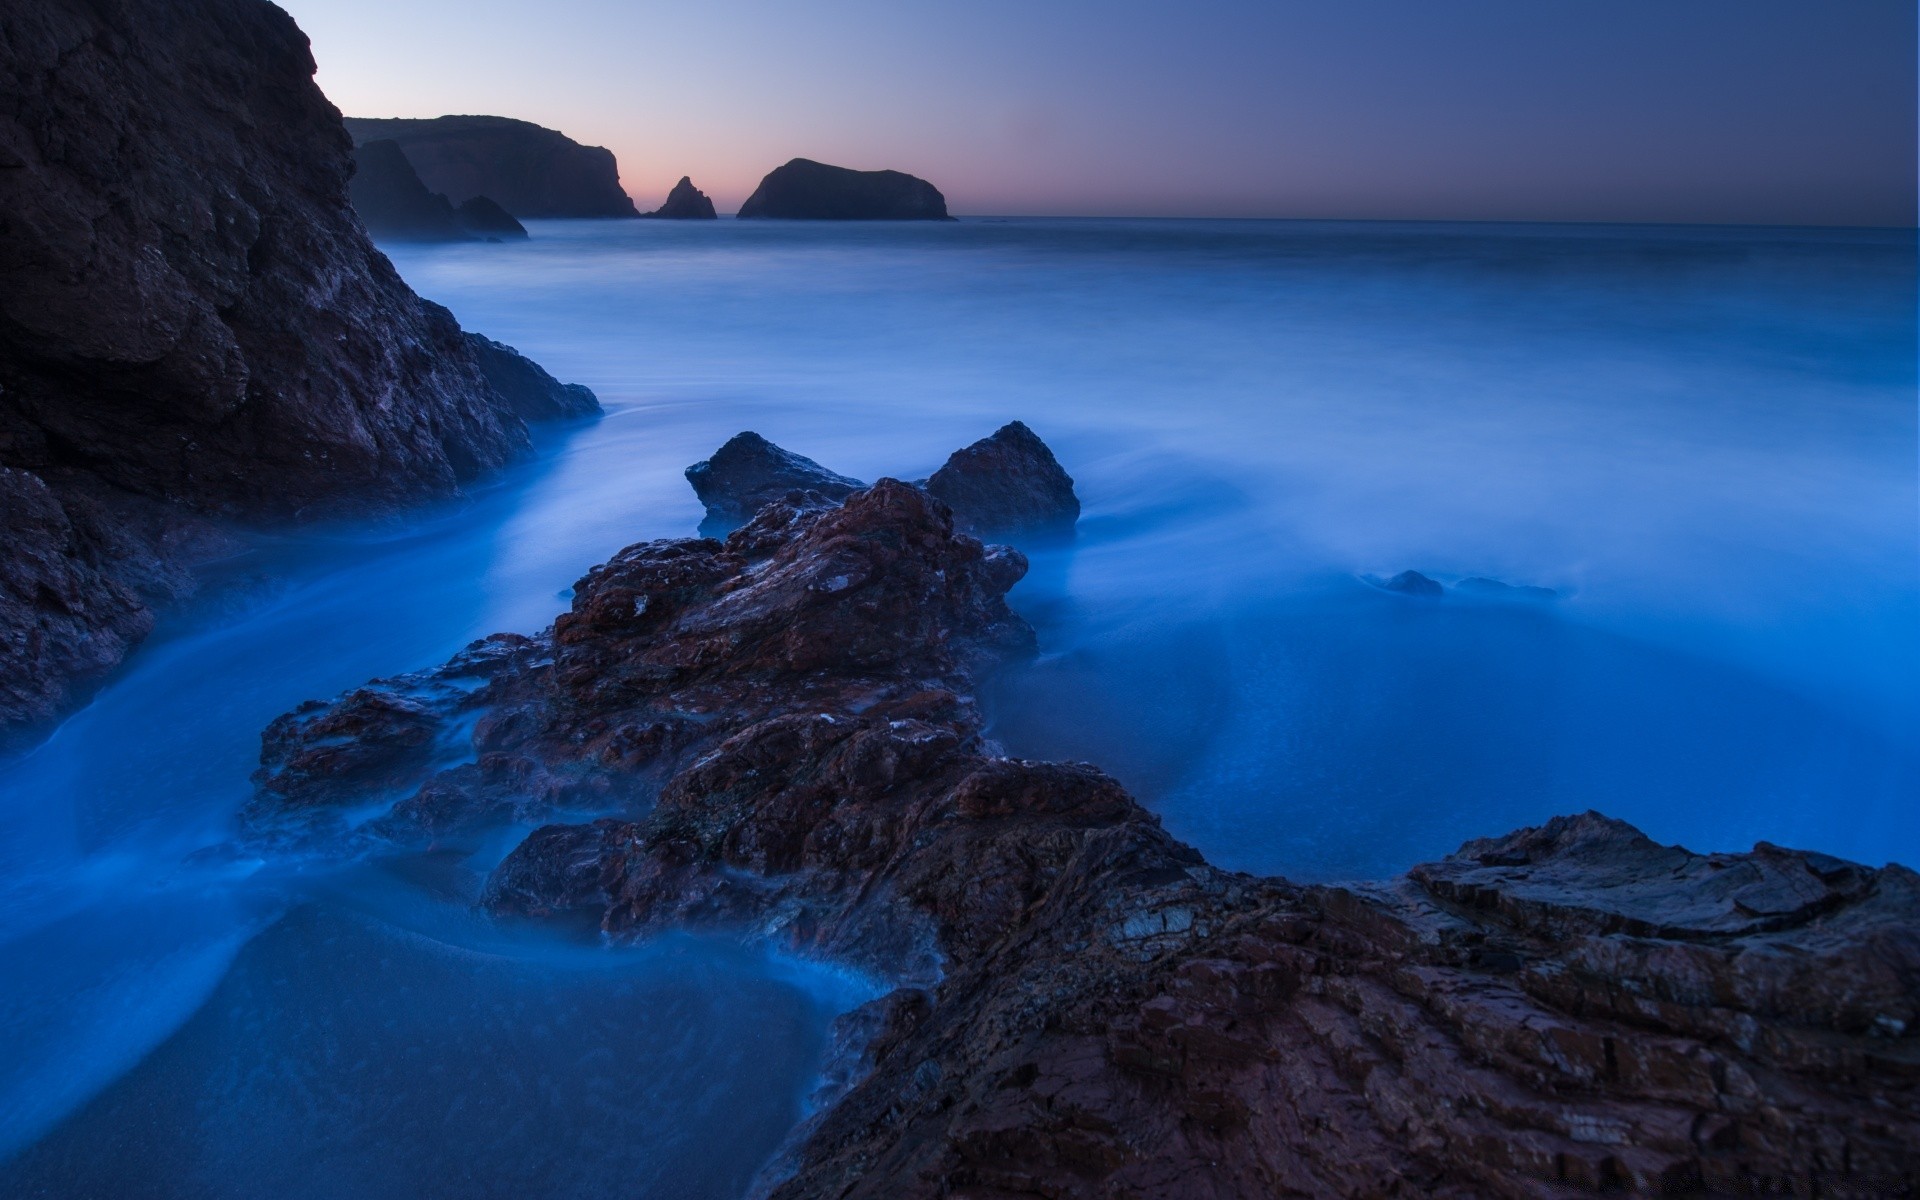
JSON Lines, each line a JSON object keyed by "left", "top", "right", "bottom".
{"left": 643, "top": 176, "right": 717, "bottom": 219}
{"left": 685, "top": 432, "right": 865, "bottom": 533}
{"left": 924, "top": 421, "right": 1079, "bottom": 541}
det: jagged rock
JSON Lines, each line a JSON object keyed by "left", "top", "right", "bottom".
{"left": 0, "top": 0, "right": 598, "bottom": 749}
{"left": 641, "top": 176, "right": 717, "bottom": 219}
{"left": 342, "top": 115, "right": 640, "bottom": 218}
{"left": 925, "top": 421, "right": 1080, "bottom": 540}
{"left": 684, "top": 432, "right": 866, "bottom": 533}
{"left": 249, "top": 464, "right": 1919, "bottom": 1196}
{"left": 464, "top": 335, "right": 599, "bottom": 422}
{"left": 349, "top": 139, "right": 464, "bottom": 241}
{"left": 1376, "top": 569, "right": 1445, "bottom": 597}
{"left": 737, "top": 158, "right": 951, "bottom": 220}
{"left": 455, "top": 195, "right": 528, "bottom": 240}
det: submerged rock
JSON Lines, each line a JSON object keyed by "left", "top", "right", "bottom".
{"left": 342, "top": 115, "right": 641, "bottom": 218}
{"left": 0, "top": 0, "right": 598, "bottom": 749}
{"left": 250, "top": 463, "right": 1919, "bottom": 1195}
{"left": 455, "top": 195, "right": 529, "bottom": 240}
{"left": 1376, "top": 569, "right": 1445, "bottom": 597}
{"left": 924, "top": 420, "right": 1080, "bottom": 540}
{"left": 737, "top": 158, "right": 951, "bottom": 220}
{"left": 684, "top": 432, "right": 866, "bottom": 533}
{"left": 1456, "top": 575, "right": 1560, "bottom": 601}
{"left": 641, "top": 176, "right": 718, "bottom": 219}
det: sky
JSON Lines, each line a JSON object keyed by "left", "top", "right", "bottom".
{"left": 279, "top": 0, "right": 1916, "bottom": 225}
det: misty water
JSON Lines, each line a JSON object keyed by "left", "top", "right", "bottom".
{"left": 2, "top": 218, "right": 1914, "bottom": 1195}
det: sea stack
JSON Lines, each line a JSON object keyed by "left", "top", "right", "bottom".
{"left": 737, "top": 158, "right": 951, "bottom": 220}
{"left": 342, "top": 115, "right": 641, "bottom": 218}
{"left": 642, "top": 176, "right": 718, "bottom": 219}
{"left": 0, "top": 0, "right": 598, "bottom": 750}
{"left": 348, "top": 139, "right": 466, "bottom": 241}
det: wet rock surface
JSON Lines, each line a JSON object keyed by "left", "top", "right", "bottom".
{"left": 342, "top": 115, "right": 641, "bottom": 218}
{"left": 925, "top": 420, "right": 1081, "bottom": 540}
{"left": 0, "top": 0, "right": 598, "bottom": 748}
{"left": 642, "top": 176, "right": 718, "bottom": 219}
{"left": 738, "top": 158, "right": 951, "bottom": 220}
{"left": 685, "top": 432, "right": 866, "bottom": 534}
{"left": 250, "top": 464, "right": 1919, "bottom": 1197}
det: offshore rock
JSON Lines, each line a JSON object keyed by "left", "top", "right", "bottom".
{"left": 251, "top": 465, "right": 1918, "bottom": 1194}
{"left": 0, "top": 0, "right": 598, "bottom": 749}
{"left": 925, "top": 420, "right": 1080, "bottom": 540}
{"left": 685, "top": 432, "right": 866, "bottom": 533}
{"left": 642, "top": 176, "right": 718, "bottom": 219}
{"left": 455, "top": 196, "right": 529, "bottom": 240}
{"left": 738, "top": 158, "right": 951, "bottom": 220}
{"left": 349, "top": 138, "right": 465, "bottom": 241}
{"left": 343, "top": 115, "right": 641, "bottom": 218}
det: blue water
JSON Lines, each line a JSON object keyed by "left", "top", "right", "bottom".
{"left": 0, "top": 217, "right": 1913, "bottom": 1191}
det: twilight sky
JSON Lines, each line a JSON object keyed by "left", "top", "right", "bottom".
{"left": 279, "top": 0, "right": 1916, "bottom": 225}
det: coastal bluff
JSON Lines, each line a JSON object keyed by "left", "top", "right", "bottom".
{"left": 343, "top": 115, "right": 640, "bottom": 219}
{"left": 738, "top": 158, "right": 952, "bottom": 220}
{"left": 0, "top": 0, "right": 597, "bottom": 751}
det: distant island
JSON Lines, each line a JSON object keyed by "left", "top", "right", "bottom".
{"left": 738, "top": 158, "right": 951, "bottom": 220}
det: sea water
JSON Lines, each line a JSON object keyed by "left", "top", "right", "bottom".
{"left": 0, "top": 217, "right": 1912, "bottom": 1194}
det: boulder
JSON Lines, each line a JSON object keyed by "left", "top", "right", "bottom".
{"left": 684, "top": 432, "right": 865, "bottom": 533}
{"left": 342, "top": 115, "right": 640, "bottom": 218}
{"left": 641, "top": 176, "right": 717, "bottom": 219}
{"left": 924, "top": 420, "right": 1080, "bottom": 540}
{"left": 737, "top": 158, "right": 951, "bottom": 220}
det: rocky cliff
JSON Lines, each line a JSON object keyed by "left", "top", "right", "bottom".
{"left": 738, "top": 158, "right": 951, "bottom": 220}
{"left": 641, "top": 176, "right": 717, "bottom": 219}
{"left": 0, "top": 0, "right": 597, "bottom": 750}
{"left": 343, "top": 115, "right": 640, "bottom": 219}
{"left": 349, "top": 139, "right": 466, "bottom": 241}
{"left": 247, "top": 454, "right": 1918, "bottom": 1196}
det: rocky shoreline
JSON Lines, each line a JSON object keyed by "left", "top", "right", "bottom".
{"left": 244, "top": 433, "right": 1920, "bottom": 1197}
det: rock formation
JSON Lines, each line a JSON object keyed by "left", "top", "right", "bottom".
{"left": 246, "top": 465, "right": 1919, "bottom": 1197}
{"left": 925, "top": 420, "right": 1080, "bottom": 540}
{"left": 738, "top": 158, "right": 951, "bottom": 220}
{"left": 343, "top": 116, "right": 640, "bottom": 219}
{"left": 349, "top": 138, "right": 466, "bottom": 241}
{"left": 641, "top": 176, "right": 718, "bottom": 220}
{"left": 455, "top": 196, "right": 529, "bottom": 240}
{"left": 684, "top": 432, "right": 866, "bottom": 533}
{"left": 0, "top": 0, "right": 599, "bottom": 750}
{"left": 1376, "top": 569, "right": 1445, "bottom": 597}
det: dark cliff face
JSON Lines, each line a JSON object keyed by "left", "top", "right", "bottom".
{"left": 0, "top": 0, "right": 598, "bottom": 749}
{"left": 641, "top": 176, "right": 717, "bottom": 219}
{"left": 737, "top": 158, "right": 951, "bottom": 220}
{"left": 342, "top": 115, "right": 640, "bottom": 219}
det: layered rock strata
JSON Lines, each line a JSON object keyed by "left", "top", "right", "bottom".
{"left": 343, "top": 115, "right": 641, "bottom": 219}
{"left": 0, "top": 0, "right": 598, "bottom": 748}
{"left": 248, "top": 472, "right": 1919, "bottom": 1197}
{"left": 738, "top": 158, "right": 951, "bottom": 220}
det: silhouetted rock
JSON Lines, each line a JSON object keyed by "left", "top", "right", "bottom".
{"left": 925, "top": 421, "right": 1079, "bottom": 539}
{"left": 1377, "top": 569, "right": 1445, "bottom": 597}
{"left": 348, "top": 139, "right": 464, "bottom": 241}
{"left": 1456, "top": 575, "right": 1560, "bottom": 601}
{"left": 0, "top": 0, "right": 597, "bottom": 749}
{"left": 248, "top": 475, "right": 1920, "bottom": 1197}
{"left": 685, "top": 432, "right": 865, "bottom": 533}
{"left": 641, "top": 176, "right": 717, "bottom": 219}
{"left": 455, "top": 195, "right": 528, "bottom": 240}
{"left": 464, "top": 335, "right": 600, "bottom": 422}
{"left": 737, "top": 158, "right": 951, "bottom": 220}
{"left": 343, "top": 115, "right": 640, "bottom": 218}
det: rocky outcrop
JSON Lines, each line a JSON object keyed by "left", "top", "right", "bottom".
{"left": 348, "top": 138, "right": 465, "bottom": 241}
{"left": 247, "top": 462, "right": 1919, "bottom": 1196}
{"left": 1376, "top": 569, "right": 1445, "bottom": 597}
{"left": 0, "top": 0, "right": 599, "bottom": 749}
{"left": 342, "top": 115, "right": 640, "bottom": 219}
{"left": 641, "top": 176, "right": 717, "bottom": 219}
{"left": 455, "top": 196, "right": 528, "bottom": 240}
{"left": 684, "top": 432, "right": 865, "bottom": 534}
{"left": 738, "top": 158, "right": 951, "bottom": 220}
{"left": 925, "top": 420, "right": 1080, "bottom": 540}
{"left": 464, "top": 335, "right": 598, "bottom": 422}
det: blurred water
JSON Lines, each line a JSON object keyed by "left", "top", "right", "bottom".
{"left": 0, "top": 217, "right": 1913, "bottom": 1189}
